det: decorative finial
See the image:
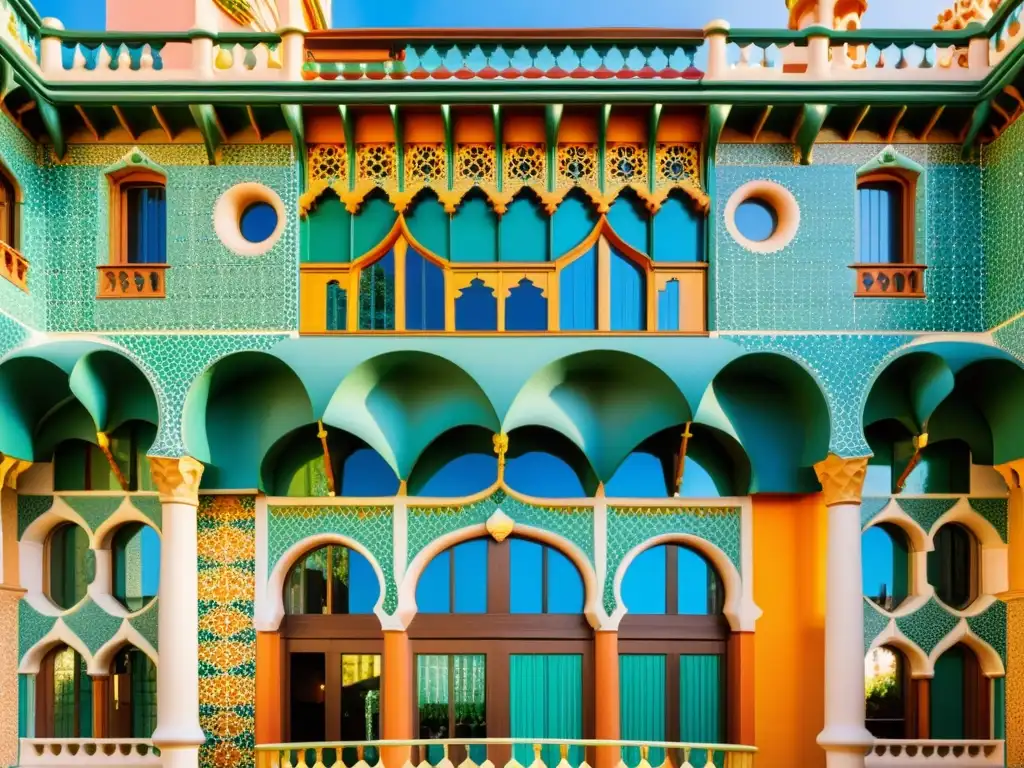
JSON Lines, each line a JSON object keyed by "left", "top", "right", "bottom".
{"left": 493, "top": 432, "right": 509, "bottom": 483}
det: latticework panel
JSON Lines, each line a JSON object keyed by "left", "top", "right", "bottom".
{"left": 356, "top": 143, "right": 397, "bottom": 187}
{"left": 308, "top": 144, "right": 347, "bottom": 185}
{"left": 606, "top": 143, "right": 649, "bottom": 188}
{"left": 405, "top": 144, "right": 447, "bottom": 187}
{"left": 655, "top": 143, "right": 701, "bottom": 186}
{"left": 557, "top": 144, "right": 599, "bottom": 188}
{"left": 456, "top": 144, "right": 497, "bottom": 186}
{"left": 503, "top": 143, "right": 546, "bottom": 190}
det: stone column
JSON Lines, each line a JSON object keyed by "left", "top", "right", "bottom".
{"left": 148, "top": 457, "right": 205, "bottom": 768}
{"left": 594, "top": 630, "right": 620, "bottom": 768}
{"left": 814, "top": 454, "right": 874, "bottom": 768}
{"left": 995, "top": 460, "right": 1024, "bottom": 768}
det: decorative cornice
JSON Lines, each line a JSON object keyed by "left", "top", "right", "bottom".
{"left": 814, "top": 453, "right": 869, "bottom": 507}
{"left": 147, "top": 456, "right": 204, "bottom": 506}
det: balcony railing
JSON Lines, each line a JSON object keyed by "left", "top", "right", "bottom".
{"left": 0, "top": 240, "right": 28, "bottom": 292}
{"left": 851, "top": 263, "right": 927, "bottom": 299}
{"left": 865, "top": 740, "right": 1004, "bottom": 767}
{"left": 18, "top": 739, "right": 161, "bottom": 768}
{"left": 0, "top": 0, "right": 1018, "bottom": 87}
{"left": 96, "top": 263, "right": 168, "bottom": 299}
{"left": 256, "top": 739, "right": 757, "bottom": 768}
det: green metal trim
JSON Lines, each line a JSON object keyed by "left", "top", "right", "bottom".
{"left": 25, "top": 86, "right": 63, "bottom": 158}
{"left": 493, "top": 104, "right": 503, "bottom": 193}
{"left": 795, "top": 103, "right": 832, "bottom": 165}
{"left": 648, "top": 103, "right": 662, "bottom": 195}
{"left": 702, "top": 103, "right": 730, "bottom": 168}
{"left": 961, "top": 100, "right": 993, "bottom": 161}
{"left": 339, "top": 105, "right": 355, "bottom": 192}
{"left": 441, "top": 103, "right": 453, "bottom": 190}
{"left": 0, "top": 55, "right": 18, "bottom": 102}
{"left": 282, "top": 103, "right": 305, "bottom": 190}
{"left": 188, "top": 103, "right": 221, "bottom": 165}
{"left": 545, "top": 103, "right": 562, "bottom": 193}
{"left": 598, "top": 103, "right": 610, "bottom": 195}
{"left": 9, "top": 0, "right": 42, "bottom": 30}
{"left": 391, "top": 103, "right": 404, "bottom": 192}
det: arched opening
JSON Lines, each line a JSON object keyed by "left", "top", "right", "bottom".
{"left": 865, "top": 421, "right": 971, "bottom": 495}
{"left": 407, "top": 426, "right": 496, "bottom": 498}
{"left": 52, "top": 420, "right": 156, "bottom": 492}
{"left": 281, "top": 541, "right": 383, "bottom": 750}
{"left": 108, "top": 168, "right": 167, "bottom": 265}
{"left": 110, "top": 523, "right": 160, "bottom": 612}
{"left": 865, "top": 645, "right": 911, "bottom": 738}
{"left": 618, "top": 543, "right": 727, "bottom": 766}
{"left": 503, "top": 426, "right": 597, "bottom": 498}
{"left": 108, "top": 646, "right": 157, "bottom": 738}
{"left": 931, "top": 643, "right": 991, "bottom": 739}
{"left": 409, "top": 535, "right": 592, "bottom": 767}
{"left": 928, "top": 523, "right": 979, "bottom": 611}
{"left": 46, "top": 523, "right": 91, "bottom": 611}
{"left": 862, "top": 523, "right": 911, "bottom": 612}
{"left": 36, "top": 645, "right": 92, "bottom": 738}
{"left": 856, "top": 170, "right": 915, "bottom": 265}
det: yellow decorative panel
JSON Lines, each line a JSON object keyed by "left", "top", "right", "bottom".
{"left": 308, "top": 144, "right": 347, "bottom": 185}
{"left": 456, "top": 144, "right": 497, "bottom": 186}
{"left": 404, "top": 144, "right": 447, "bottom": 187}
{"left": 504, "top": 143, "right": 546, "bottom": 191}
{"left": 557, "top": 144, "right": 599, "bottom": 189}
{"left": 356, "top": 144, "right": 397, "bottom": 187}
{"left": 606, "top": 143, "right": 649, "bottom": 188}
{"left": 655, "top": 143, "right": 701, "bottom": 186}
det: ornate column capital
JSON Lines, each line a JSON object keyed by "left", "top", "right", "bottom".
{"left": 147, "top": 456, "right": 204, "bottom": 506}
{"left": 995, "top": 459, "right": 1024, "bottom": 490}
{"left": 0, "top": 454, "right": 32, "bottom": 490}
{"left": 814, "top": 453, "right": 869, "bottom": 507}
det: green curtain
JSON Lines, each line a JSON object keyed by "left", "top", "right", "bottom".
{"left": 620, "top": 655, "right": 666, "bottom": 767}
{"left": 931, "top": 649, "right": 965, "bottom": 739}
{"left": 994, "top": 676, "right": 1005, "bottom": 741}
{"left": 78, "top": 656, "right": 92, "bottom": 738}
{"left": 510, "top": 655, "right": 583, "bottom": 768}
{"left": 680, "top": 655, "right": 722, "bottom": 767}
{"left": 131, "top": 651, "right": 157, "bottom": 737}
{"left": 18, "top": 674, "right": 34, "bottom": 738}
{"left": 454, "top": 655, "right": 487, "bottom": 763}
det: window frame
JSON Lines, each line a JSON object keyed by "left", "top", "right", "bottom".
{"left": 855, "top": 170, "right": 916, "bottom": 266}
{"left": 35, "top": 645, "right": 91, "bottom": 739}
{"left": 0, "top": 162, "right": 19, "bottom": 250}
{"left": 107, "top": 168, "right": 168, "bottom": 267}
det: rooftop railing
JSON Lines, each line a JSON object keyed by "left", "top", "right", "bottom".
{"left": 0, "top": 0, "right": 1020, "bottom": 88}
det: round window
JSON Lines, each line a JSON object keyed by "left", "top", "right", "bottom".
{"left": 239, "top": 201, "right": 279, "bottom": 244}
{"left": 734, "top": 198, "right": 778, "bottom": 242}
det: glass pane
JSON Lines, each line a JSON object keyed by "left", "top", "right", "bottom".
{"left": 358, "top": 251, "right": 396, "bottom": 330}
{"left": 49, "top": 524, "right": 90, "bottom": 611}
{"left": 340, "top": 654, "right": 381, "bottom": 745}
{"left": 734, "top": 198, "right": 777, "bottom": 243}
{"left": 510, "top": 539, "right": 543, "bottom": 614}
{"left": 546, "top": 548, "right": 584, "bottom": 614}
{"left": 454, "top": 541, "right": 487, "bottom": 613}
{"left": 678, "top": 547, "right": 716, "bottom": 615}
{"left": 621, "top": 546, "right": 667, "bottom": 614}
{"left": 290, "top": 653, "right": 326, "bottom": 743}
{"left": 865, "top": 647, "right": 905, "bottom": 738}
{"left": 620, "top": 655, "right": 666, "bottom": 767}
{"left": 417, "top": 551, "right": 451, "bottom": 613}
{"left": 52, "top": 648, "right": 77, "bottom": 738}
{"left": 348, "top": 550, "right": 380, "bottom": 614}
{"left": 112, "top": 523, "right": 160, "bottom": 612}
{"left": 454, "top": 655, "right": 487, "bottom": 762}
{"left": 418, "top": 654, "right": 450, "bottom": 764}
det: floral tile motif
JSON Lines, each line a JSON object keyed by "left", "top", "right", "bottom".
{"left": 603, "top": 505, "right": 741, "bottom": 616}
{"left": 197, "top": 495, "right": 256, "bottom": 768}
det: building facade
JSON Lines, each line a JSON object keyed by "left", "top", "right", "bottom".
{"left": 0, "top": 1, "right": 1022, "bottom": 768}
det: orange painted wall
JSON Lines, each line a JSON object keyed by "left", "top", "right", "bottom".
{"left": 752, "top": 494, "right": 828, "bottom": 768}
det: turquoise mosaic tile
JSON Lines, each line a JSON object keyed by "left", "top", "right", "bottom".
{"left": 860, "top": 497, "right": 891, "bottom": 528}
{"left": 864, "top": 598, "right": 890, "bottom": 653}
{"left": 968, "top": 497, "right": 1008, "bottom": 542}
{"left": 893, "top": 498, "right": 959, "bottom": 536}
{"left": 267, "top": 504, "right": 396, "bottom": 612}
{"left": 0, "top": 311, "right": 30, "bottom": 357}
{"left": 60, "top": 495, "right": 126, "bottom": 534}
{"left": 129, "top": 599, "right": 159, "bottom": 651}
{"left": 17, "top": 495, "right": 54, "bottom": 538}
{"left": 967, "top": 599, "right": 1007, "bottom": 663}
{"left": 982, "top": 115, "right": 1024, "bottom": 329}
{"left": 895, "top": 598, "right": 960, "bottom": 655}
{"left": 63, "top": 597, "right": 124, "bottom": 655}
{"left": 604, "top": 505, "right": 740, "bottom": 615}
{"left": 17, "top": 601, "right": 56, "bottom": 661}
{"left": 131, "top": 495, "right": 163, "bottom": 530}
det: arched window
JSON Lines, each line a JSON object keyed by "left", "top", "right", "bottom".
{"left": 52, "top": 421, "right": 156, "bottom": 492}
{"left": 111, "top": 523, "right": 160, "bottom": 612}
{"left": 358, "top": 250, "right": 396, "bottom": 331}
{"left": 409, "top": 536, "right": 591, "bottom": 767}
{"left": 37, "top": 645, "right": 92, "bottom": 738}
{"left": 865, "top": 646, "right": 910, "bottom": 738}
{"left": 928, "top": 523, "right": 979, "bottom": 610}
{"left": 0, "top": 165, "right": 18, "bottom": 248}
{"left": 931, "top": 644, "right": 990, "bottom": 739}
{"left": 862, "top": 524, "right": 910, "bottom": 611}
{"left": 856, "top": 171, "right": 914, "bottom": 265}
{"left": 619, "top": 544, "right": 727, "bottom": 766}
{"left": 110, "top": 647, "right": 157, "bottom": 738}
{"left": 47, "top": 523, "right": 90, "bottom": 611}
{"left": 109, "top": 169, "right": 167, "bottom": 265}
{"left": 284, "top": 544, "right": 380, "bottom": 615}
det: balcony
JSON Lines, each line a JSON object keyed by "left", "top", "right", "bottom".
{"left": 96, "top": 264, "right": 168, "bottom": 299}
{"left": 865, "top": 740, "right": 1004, "bottom": 768}
{"left": 0, "top": 240, "right": 28, "bottom": 292}
{"left": 18, "top": 739, "right": 160, "bottom": 768}
{"left": 256, "top": 740, "right": 757, "bottom": 768}
{"left": 852, "top": 263, "right": 927, "bottom": 299}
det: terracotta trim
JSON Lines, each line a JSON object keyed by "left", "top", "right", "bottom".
{"left": 92, "top": 676, "right": 110, "bottom": 738}
{"left": 594, "top": 631, "right": 620, "bottom": 768}
{"left": 726, "top": 632, "right": 754, "bottom": 745}
{"left": 382, "top": 630, "right": 413, "bottom": 767}
{"left": 255, "top": 632, "right": 284, "bottom": 745}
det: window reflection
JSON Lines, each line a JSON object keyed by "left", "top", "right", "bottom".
{"left": 621, "top": 544, "right": 722, "bottom": 615}
{"left": 510, "top": 539, "right": 584, "bottom": 614}
{"left": 284, "top": 544, "right": 380, "bottom": 615}
{"left": 416, "top": 541, "right": 488, "bottom": 614}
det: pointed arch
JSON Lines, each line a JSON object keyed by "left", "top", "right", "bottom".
{"left": 500, "top": 186, "right": 548, "bottom": 262}
{"left": 19, "top": 623, "right": 94, "bottom": 675}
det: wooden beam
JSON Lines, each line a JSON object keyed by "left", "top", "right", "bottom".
{"left": 750, "top": 105, "right": 772, "bottom": 142}
{"left": 1005, "top": 86, "right": 1024, "bottom": 111}
{"left": 151, "top": 105, "right": 174, "bottom": 142}
{"left": 74, "top": 105, "right": 100, "bottom": 140}
{"left": 918, "top": 105, "right": 945, "bottom": 141}
{"left": 544, "top": 103, "right": 563, "bottom": 192}
{"left": 339, "top": 104, "right": 356, "bottom": 191}
{"left": 282, "top": 104, "right": 306, "bottom": 190}
{"left": 960, "top": 100, "right": 991, "bottom": 160}
{"left": 846, "top": 105, "right": 870, "bottom": 142}
{"left": 14, "top": 100, "right": 35, "bottom": 117}
{"left": 794, "top": 103, "right": 831, "bottom": 165}
{"left": 112, "top": 105, "right": 136, "bottom": 140}
{"left": 189, "top": 104, "right": 222, "bottom": 164}
{"left": 885, "top": 105, "right": 907, "bottom": 143}
{"left": 992, "top": 100, "right": 1012, "bottom": 126}
{"left": 245, "top": 105, "right": 263, "bottom": 141}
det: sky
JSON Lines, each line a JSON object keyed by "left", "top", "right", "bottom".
{"left": 34, "top": 0, "right": 956, "bottom": 32}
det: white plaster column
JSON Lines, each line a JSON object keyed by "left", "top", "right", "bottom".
{"left": 148, "top": 456, "right": 206, "bottom": 768}
{"left": 814, "top": 454, "right": 874, "bottom": 768}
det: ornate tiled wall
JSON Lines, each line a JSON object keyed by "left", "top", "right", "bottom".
{"left": 861, "top": 496, "right": 1007, "bottom": 670}
{"left": 982, "top": 115, "right": 1024, "bottom": 330}
{"left": 715, "top": 144, "right": 984, "bottom": 333}
{"left": 197, "top": 495, "right": 256, "bottom": 768}
{"left": 0, "top": 588, "right": 18, "bottom": 767}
